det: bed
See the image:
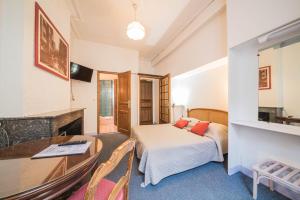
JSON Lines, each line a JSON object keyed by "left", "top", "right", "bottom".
{"left": 132, "top": 108, "right": 228, "bottom": 187}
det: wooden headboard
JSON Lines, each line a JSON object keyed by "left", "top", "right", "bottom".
{"left": 187, "top": 108, "right": 228, "bottom": 126}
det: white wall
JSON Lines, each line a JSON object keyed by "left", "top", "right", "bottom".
{"left": 154, "top": 8, "right": 227, "bottom": 77}
{"left": 227, "top": 2, "right": 300, "bottom": 197}
{"left": 70, "top": 39, "right": 140, "bottom": 133}
{"left": 139, "top": 58, "right": 155, "bottom": 74}
{"left": 172, "top": 65, "right": 228, "bottom": 111}
{"left": 0, "top": 0, "right": 24, "bottom": 117}
{"left": 0, "top": 0, "right": 71, "bottom": 117}
{"left": 23, "top": 0, "right": 71, "bottom": 115}
{"left": 227, "top": 0, "right": 300, "bottom": 48}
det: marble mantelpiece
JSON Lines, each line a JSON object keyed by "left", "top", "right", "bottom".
{"left": 0, "top": 108, "right": 85, "bottom": 146}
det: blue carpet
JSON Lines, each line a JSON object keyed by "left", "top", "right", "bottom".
{"left": 96, "top": 133, "right": 289, "bottom": 200}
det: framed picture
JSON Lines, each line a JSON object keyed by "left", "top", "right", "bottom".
{"left": 259, "top": 66, "right": 271, "bottom": 90}
{"left": 34, "top": 2, "right": 69, "bottom": 80}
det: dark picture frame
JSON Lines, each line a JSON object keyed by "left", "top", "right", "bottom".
{"left": 34, "top": 2, "right": 69, "bottom": 80}
{"left": 259, "top": 66, "right": 271, "bottom": 90}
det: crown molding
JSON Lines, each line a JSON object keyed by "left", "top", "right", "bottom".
{"left": 151, "top": 0, "right": 226, "bottom": 66}
{"left": 71, "top": 20, "right": 81, "bottom": 38}
{"left": 65, "top": 0, "right": 84, "bottom": 39}
{"left": 65, "top": 0, "right": 83, "bottom": 21}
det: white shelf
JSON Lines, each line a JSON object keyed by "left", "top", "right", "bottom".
{"left": 231, "top": 120, "right": 300, "bottom": 137}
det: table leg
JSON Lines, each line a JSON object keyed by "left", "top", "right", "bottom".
{"left": 253, "top": 171, "right": 258, "bottom": 200}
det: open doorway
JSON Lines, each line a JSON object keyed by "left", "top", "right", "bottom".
{"left": 97, "top": 71, "right": 131, "bottom": 135}
{"left": 97, "top": 72, "right": 118, "bottom": 134}
{"left": 139, "top": 74, "right": 170, "bottom": 125}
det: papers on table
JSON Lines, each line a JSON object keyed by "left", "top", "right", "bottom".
{"left": 32, "top": 142, "right": 92, "bottom": 159}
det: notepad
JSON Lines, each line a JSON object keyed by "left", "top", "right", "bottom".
{"left": 32, "top": 142, "right": 92, "bottom": 159}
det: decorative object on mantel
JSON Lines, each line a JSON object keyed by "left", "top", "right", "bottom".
{"left": 0, "top": 122, "right": 9, "bottom": 148}
{"left": 259, "top": 66, "right": 271, "bottom": 90}
{"left": 34, "top": 2, "right": 69, "bottom": 80}
{"left": 253, "top": 159, "right": 300, "bottom": 200}
{"left": 127, "top": 3, "right": 145, "bottom": 40}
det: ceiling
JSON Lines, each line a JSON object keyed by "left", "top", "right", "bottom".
{"left": 67, "top": 0, "right": 213, "bottom": 60}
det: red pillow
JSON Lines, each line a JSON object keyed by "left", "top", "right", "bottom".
{"left": 190, "top": 122, "right": 209, "bottom": 136}
{"left": 174, "top": 119, "right": 189, "bottom": 129}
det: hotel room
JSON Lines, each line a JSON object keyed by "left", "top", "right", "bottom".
{"left": 0, "top": 0, "right": 300, "bottom": 200}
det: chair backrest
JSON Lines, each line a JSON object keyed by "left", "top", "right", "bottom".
{"left": 0, "top": 123, "right": 9, "bottom": 148}
{"left": 84, "top": 138, "right": 136, "bottom": 200}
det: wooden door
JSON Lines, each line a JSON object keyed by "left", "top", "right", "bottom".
{"left": 117, "top": 71, "right": 131, "bottom": 135}
{"left": 114, "top": 79, "right": 118, "bottom": 126}
{"left": 140, "top": 80, "right": 153, "bottom": 125}
{"left": 159, "top": 74, "right": 170, "bottom": 123}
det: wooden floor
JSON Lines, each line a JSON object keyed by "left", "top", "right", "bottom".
{"left": 99, "top": 116, "right": 117, "bottom": 133}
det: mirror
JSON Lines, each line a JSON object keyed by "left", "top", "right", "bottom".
{"left": 258, "top": 36, "right": 300, "bottom": 126}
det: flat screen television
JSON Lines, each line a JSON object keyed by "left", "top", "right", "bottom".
{"left": 70, "top": 62, "right": 93, "bottom": 82}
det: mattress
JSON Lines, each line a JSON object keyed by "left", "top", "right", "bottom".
{"left": 132, "top": 123, "right": 227, "bottom": 187}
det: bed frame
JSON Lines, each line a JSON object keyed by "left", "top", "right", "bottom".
{"left": 187, "top": 108, "right": 228, "bottom": 126}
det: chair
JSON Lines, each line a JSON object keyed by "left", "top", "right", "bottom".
{"left": 68, "top": 138, "right": 136, "bottom": 200}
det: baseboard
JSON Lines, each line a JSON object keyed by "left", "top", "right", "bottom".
{"left": 229, "top": 165, "right": 300, "bottom": 200}
{"left": 228, "top": 165, "right": 242, "bottom": 176}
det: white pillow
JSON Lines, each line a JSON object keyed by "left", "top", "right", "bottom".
{"left": 207, "top": 122, "right": 227, "bottom": 134}
{"left": 181, "top": 117, "right": 199, "bottom": 127}
{"left": 206, "top": 122, "right": 228, "bottom": 154}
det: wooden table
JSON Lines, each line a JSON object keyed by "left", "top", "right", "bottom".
{"left": 0, "top": 135, "right": 102, "bottom": 200}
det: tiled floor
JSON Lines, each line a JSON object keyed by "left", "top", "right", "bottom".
{"left": 99, "top": 116, "right": 117, "bottom": 133}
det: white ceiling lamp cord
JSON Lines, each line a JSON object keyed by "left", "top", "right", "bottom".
{"left": 133, "top": 3, "right": 137, "bottom": 21}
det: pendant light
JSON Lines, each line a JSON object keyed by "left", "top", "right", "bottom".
{"left": 127, "top": 3, "right": 145, "bottom": 40}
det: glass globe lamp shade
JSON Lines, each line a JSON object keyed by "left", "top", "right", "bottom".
{"left": 127, "top": 21, "right": 145, "bottom": 40}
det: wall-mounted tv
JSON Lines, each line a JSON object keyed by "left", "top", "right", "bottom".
{"left": 70, "top": 62, "right": 93, "bottom": 82}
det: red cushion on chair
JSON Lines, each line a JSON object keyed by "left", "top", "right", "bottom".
{"left": 68, "top": 178, "right": 124, "bottom": 200}
{"left": 174, "top": 119, "right": 189, "bottom": 129}
{"left": 190, "top": 122, "right": 209, "bottom": 136}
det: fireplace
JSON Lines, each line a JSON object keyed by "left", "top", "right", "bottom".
{"left": 59, "top": 118, "right": 83, "bottom": 136}
{"left": 0, "top": 108, "right": 85, "bottom": 146}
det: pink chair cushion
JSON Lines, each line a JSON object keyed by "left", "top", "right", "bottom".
{"left": 68, "top": 178, "right": 124, "bottom": 200}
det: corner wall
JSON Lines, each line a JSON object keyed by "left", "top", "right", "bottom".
{"left": 0, "top": 0, "right": 71, "bottom": 117}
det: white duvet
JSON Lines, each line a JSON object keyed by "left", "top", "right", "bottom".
{"left": 132, "top": 123, "right": 228, "bottom": 187}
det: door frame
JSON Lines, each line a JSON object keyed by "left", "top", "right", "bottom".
{"left": 97, "top": 71, "right": 118, "bottom": 134}
{"left": 139, "top": 78, "right": 153, "bottom": 125}
{"left": 138, "top": 73, "right": 168, "bottom": 125}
